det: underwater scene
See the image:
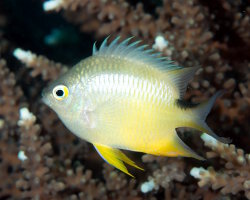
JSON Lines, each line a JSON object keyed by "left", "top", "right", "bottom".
{"left": 0, "top": 0, "right": 249, "bottom": 199}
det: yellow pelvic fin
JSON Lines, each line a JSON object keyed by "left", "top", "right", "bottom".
{"left": 93, "top": 143, "right": 144, "bottom": 177}
{"left": 150, "top": 131, "right": 205, "bottom": 160}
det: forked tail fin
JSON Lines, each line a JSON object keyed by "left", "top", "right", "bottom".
{"left": 189, "top": 90, "right": 231, "bottom": 144}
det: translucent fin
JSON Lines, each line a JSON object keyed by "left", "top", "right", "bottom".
{"left": 151, "top": 131, "right": 205, "bottom": 160}
{"left": 188, "top": 90, "right": 231, "bottom": 143}
{"left": 92, "top": 42, "right": 97, "bottom": 55}
{"left": 196, "top": 121, "right": 231, "bottom": 143}
{"left": 93, "top": 143, "right": 144, "bottom": 177}
{"left": 167, "top": 66, "right": 199, "bottom": 99}
{"left": 92, "top": 36, "right": 182, "bottom": 72}
{"left": 193, "top": 90, "right": 224, "bottom": 121}
{"left": 91, "top": 99, "right": 122, "bottom": 134}
{"left": 99, "top": 36, "right": 110, "bottom": 51}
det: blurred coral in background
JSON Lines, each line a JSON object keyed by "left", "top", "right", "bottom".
{"left": 0, "top": 0, "right": 249, "bottom": 199}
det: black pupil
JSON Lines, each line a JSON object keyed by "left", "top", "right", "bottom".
{"left": 56, "top": 89, "right": 64, "bottom": 97}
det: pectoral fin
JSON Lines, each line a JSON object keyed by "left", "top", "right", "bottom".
{"left": 93, "top": 143, "right": 144, "bottom": 177}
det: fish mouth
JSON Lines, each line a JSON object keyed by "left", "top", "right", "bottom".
{"left": 41, "top": 96, "right": 49, "bottom": 106}
{"left": 41, "top": 88, "right": 51, "bottom": 107}
{"left": 41, "top": 89, "right": 45, "bottom": 98}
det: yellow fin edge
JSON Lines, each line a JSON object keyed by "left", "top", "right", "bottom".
{"left": 147, "top": 131, "right": 205, "bottom": 161}
{"left": 93, "top": 143, "right": 144, "bottom": 177}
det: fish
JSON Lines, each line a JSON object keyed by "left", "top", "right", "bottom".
{"left": 42, "top": 36, "right": 230, "bottom": 177}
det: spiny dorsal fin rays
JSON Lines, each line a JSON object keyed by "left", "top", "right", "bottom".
{"left": 92, "top": 36, "right": 182, "bottom": 72}
{"left": 109, "top": 36, "right": 121, "bottom": 49}
{"left": 92, "top": 42, "right": 97, "bottom": 55}
{"left": 113, "top": 37, "right": 139, "bottom": 56}
{"left": 118, "top": 37, "right": 134, "bottom": 49}
{"left": 93, "top": 143, "right": 144, "bottom": 177}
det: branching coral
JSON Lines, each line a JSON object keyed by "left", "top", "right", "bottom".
{"left": 43, "top": 0, "right": 218, "bottom": 62}
{"left": 191, "top": 134, "right": 250, "bottom": 199}
{"left": 142, "top": 155, "right": 186, "bottom": 191}
{"left": 102, "top": 164, "right": 141, "bottom": 199}
{"left": 13, "top": 106, "right": 106, "bottom": 199}
{"left": 43, "top": 0, "right": 158, "bottom": 39}
{"left": 0, "top": 0, "right": 249, "bottom": 199}
{"left": 0, "top": 59, "right": 23, "bottom": 127}
{"left": 13, "top": 48, "right": 68, "bottom": 81}
{"left": 16, "top": 107, "right": 53, "bottom": 199}
{"left": 43, "top": 0, "right": 216, "bottom": 58}
{"left": 0, "top": 59, "right": 23, "bottom": 199}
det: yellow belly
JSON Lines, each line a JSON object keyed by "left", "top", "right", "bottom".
{"left": 94, "top": 98, "right": 184, "bottom": 154}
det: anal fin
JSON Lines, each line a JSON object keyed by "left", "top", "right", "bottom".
{"left": 150, "top": 131, "right": 205, "bottom": 161}
{"left": 93, "top": 143, "right": 144, "bottom": 177}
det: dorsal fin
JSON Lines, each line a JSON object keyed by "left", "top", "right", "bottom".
{"left": 93, "top": 36, "right": 182, "bottom": 72}
{"left": 167, "top": 66, "right": 200, "bottom": 99}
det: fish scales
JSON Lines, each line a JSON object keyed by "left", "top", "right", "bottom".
{"left": 78, "top": 57, "right": 177, "bottom": 149}
{"left": 42, "top": 37, "right": 230, "bottom": 176}
{"left": 81, "top": 58, "right": 177, "bottom": 147}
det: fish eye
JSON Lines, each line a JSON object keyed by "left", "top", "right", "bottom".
{"left": 52, "top": 85, "right": 69, "bottom": 101}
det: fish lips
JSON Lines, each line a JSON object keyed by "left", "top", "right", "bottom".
{"left": 41, "top": 88, "right": 51, "bottom": 107}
